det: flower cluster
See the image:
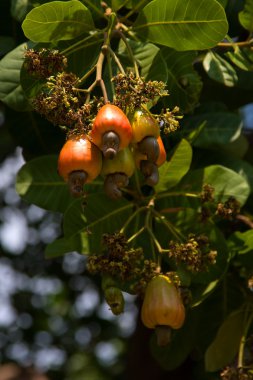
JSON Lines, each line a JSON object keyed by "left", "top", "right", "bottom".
{"left": 24, "top": 48, "right": 67, "bottom": 78}
{"left": 33, "top": 72, "right": 103, "bottom": 132}
{"left": 167, "top": 234, "right": 217, "bottom": 272}
{"left": 220, "top": 367, "right": 253, "bottom": 380}
{"left": 157, "top": 106, "right": 183, "bottom": 134}
{"left": 87, "top": 232, "right": 158, "bottom": 295}
{"left": 113, "top": 72, "right": 167, "bottom": 111}
{"left": 200, "top": 184, "right": 216, "bottom": 221}
{"left": 216, "top": 197, "right": 241, "bottom": 219}
{"left": 201, "top": 184, "right": 215, "bottom": 203}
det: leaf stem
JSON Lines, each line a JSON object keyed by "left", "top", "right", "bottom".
{"left": 106, "top": 50, "right": 115, "bottom": 99}
{"left": 156, "top": 191, "right": 200, "bottom": 200}
{"left": 105, "top": 45, "right": 126, "bottom": 74}
{"left": 61, "top": 33, "right": 103, "bottom": 55}
{"left": 117, "top": 30, "right": 140, "bottom": 77}
{"left": 238, "top": 304, "right": 253, "bottom": 368}
{"left": 81, "top": 0, "right": 106, "bottom": 19}
{"left": 120, "top": 206, "right": 146, "bottom": 234}
{"left": 151, "top": 208, "right": 185, "bottom": 241}
{"left": 121, "top": 0, "right": 148, "bottom": 21}
{"left": 78, "top": 65, "right": 96, "bottom": 85}
{"left": 144, "top": 205, "right": 157, "bottom": 262}
{"left": 118, "top": 23, "right": 140, "bottom": 41}
{"left": 127, "top": 226, "right": 145, "bottom": 243}
{"left": 217, "top": 39, "right": 253, "bottom": 48}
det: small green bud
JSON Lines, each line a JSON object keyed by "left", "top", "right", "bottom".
{"left": 104, "top": 287, "right": 125, "bottom": 315}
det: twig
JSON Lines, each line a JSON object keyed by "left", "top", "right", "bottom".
{"left": 236, "top": 214, "right": 253, "bottom": 229}
{"left": 217, "top": 39, "right": 253, "bottom": 48}
{"left": 104, "top": 45, "right": 126, "bottom": 74}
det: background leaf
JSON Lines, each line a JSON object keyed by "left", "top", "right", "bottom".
{"left": 16, "top": 155, "right": 74, "bottom": 212}
{"left": 205, "top": 307, "right": 246, "bottom": 371}
{"left": 22, "top": 0, "right": 94, "bottom": 42}
{"left": 161, "top": 48, "right": 202, "bottom": 113}
{"left": 182, "top": 111, "right": 243, "bottom": 148}
{"left": 45, "top": 235, "right": 89, "bottom": 258}
{"left": 119, "top": 40, "right": 168, "bottom": 83}
{"left": 203, "top": 51, "right": 238, "bottom": 87}
{"left": 155, "top": 139, "right": 192, "bottom": 193}
{"left": 226, "top": 47, "right": 253, "bottom": 71}
{"left": 133, "top": 0, "right": 228, "bottom": 51}
{"left": 239, "top": 0, "right": 253, "bottom": 31}
{"left": 180, "top": 165, "right": 250, "bottom": 206}
{"left": 11, "top": 0, "right": 33, "bottom": 22}
{"left": 63, "top": 194, "right": 133, "bottom": 253}
{"left": 0, "top": 36, "right": 15, "bottom": 56}
{"left": 0, "top": 43, "right": 31, "bottom": 111}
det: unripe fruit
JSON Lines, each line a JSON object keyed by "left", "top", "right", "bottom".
{"left": 90, "top": 104, "right": 133, "bottom": 159}
{"left": 101, "top": 147, "right": 135, "bottom": 199}
{"left": 141, "top": 275, "right": 185, "bottom": 345}
{"left": 130, "top": 108, "right": 160, "bottom": 163}
{"left": 58, "top": 136, "right": 102, "bottom": 197}
{"left": 104, "top": 287, "right": 125, "bottom": 315}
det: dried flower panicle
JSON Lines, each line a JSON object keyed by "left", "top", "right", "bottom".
{"left": 216, "top": 197, "right": 241, "bottom": 220}
{"left": 87, "top": 232, "right": 158, "bottom": 295}
{"left": 201, "top": 184, "right": 215, "bottom": 203}
{"left": 32, "top": 72, "right": 103, "bottom": 132}
{"left": 220, "top": 366, "right": 253, "bottom": 380}
{"left": 248, "top": 276, "right": 253, "bottom": 291}
{"left": 113, "top": 72, "right": 167, "bottom": 111}
{"left": 24, "top": 48, "right": 67, "bottom": 78}
{"left": 157, "top": 106, "right": 183, "bottom": 134}
{"left": 200, "top": 184, "right": 216, "bottom": 222}
{"left": 167, "top": 234, "right": 217, "bottom": 272}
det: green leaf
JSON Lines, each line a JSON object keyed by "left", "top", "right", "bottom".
{"left": 181, "top": 165, "right": 250, "bottom": 206}
{"left": 45, "top": 235, "right": 88, "bottom": 258}
{"left": 239, "top": 0, "right": 253, "bottom": 31}
{"left": 203, "top": 51, "right": 238, "bottom": 87}
{"left": 226, "top": 47, "right": 253, "bottom": 71}
{"left": 0, "top": 43, "right": 31, "bottom": 111}
{"left": 216, "top": 156, "right": 253, "bottom": 190}
{"left": 133, "top": 0, "right": 228, "bottom": 51}
{"left": 11, "top": 0, "right": 33, "bottom": 22}
{"left": 80, "top": 0, "right": 104, "bottom": 19}
{"left": 191, "top": 280, "right": 220, "bottom": 307}
{"left": 22, "top": 0, "right": 94, "bottom": 42}
{"left": 229, "top": 231, "right": 253, "bottom": 271}
{"left": 231, "top": 230, "right": 253, "bottom": 255}
{"left": 161, "top": 48, "right": 203, "bottom": 113}
{"left": 63, "top": 194, "right": 133, "bottom": 253}
{"left": 119, "top": 40, "right": 168, "bottom": 82}
{"left": 16, "top": 155, "right": 74, "bottom": 212}
{"left": 182, "top": 112, "right": 243, "bottom": 148}
{"left": 205, "top": 306, "right": 246, "bottom": 371}
{"left": 111, "top": 0, "right": 131, "bottom": 11}
{"left": 155, "top": 139, "right": 192, "bottom": 193}
{"left": 216, "top": 0, "right": 228, "bottom": 7}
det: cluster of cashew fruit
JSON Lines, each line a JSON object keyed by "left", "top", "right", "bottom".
{"left": 58, "top": 104, "right": 166, "bottom": 199}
